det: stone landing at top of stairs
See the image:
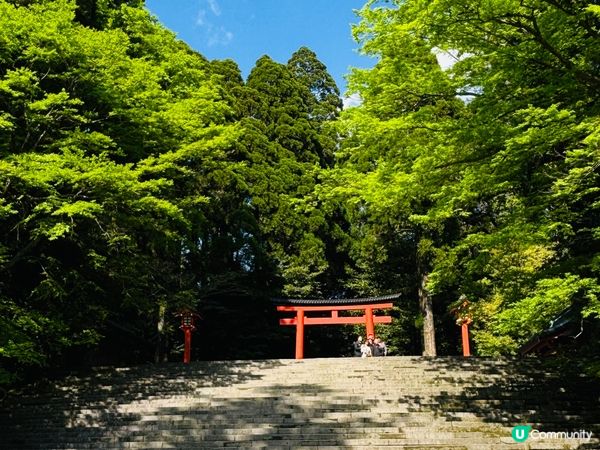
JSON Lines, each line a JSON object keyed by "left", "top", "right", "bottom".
{"left": 0, "top": 357, "right": 599, "bottom": 450}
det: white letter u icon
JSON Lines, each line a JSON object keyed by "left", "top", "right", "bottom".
{"left": 515, "top": 430, "right": 525, "bottom": 440}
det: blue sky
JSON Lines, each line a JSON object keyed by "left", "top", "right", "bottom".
{"left": 145, "top": 0, "right": 373, "bottom": 102}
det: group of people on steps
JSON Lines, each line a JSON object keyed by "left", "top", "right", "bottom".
{"left": 352, "top": 334, "right": 387, "bottom": 357}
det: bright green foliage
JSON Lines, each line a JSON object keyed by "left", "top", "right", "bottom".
{"left": 316, "top": 0, "right": 468, "bottom": 354}
{"left": 0, "top": 0, "right": 245, "bottom": 379}
{"left": 334, "top": 0, "right": 600, "bottom": 355}
{"left": 2, "top": 0, "right": 598, "bottom": 378}
{"left": 0, "top": 151, "right": 185, "bottom": 371}
{"left": 476, "top": 276, "right": 600, "bottom": 355}
{"left": 0, "top": 0, "right": 348, "bottom": 378}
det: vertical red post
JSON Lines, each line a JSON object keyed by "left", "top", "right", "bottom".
{"left": 461, "top": 322, "right": 471, "bottom": 357}
{"left": 452, "top": 297, "right": 472, "bottom": 357}
{"left": 183, "top": 327, "right": 192, "bottom": 364}
{"left": 295, "top": 309, "right": 305, "bottom": 359}
{"left": 365, "top": 307, "right": 375, "bottom": 338}
{"left": 177, "top": 310, "right": 199, "bottom": 364}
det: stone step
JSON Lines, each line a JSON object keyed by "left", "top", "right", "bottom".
{"left": 1, "top": 357, "right": 598, "bottom": 450}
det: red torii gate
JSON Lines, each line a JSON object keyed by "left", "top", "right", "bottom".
{"left": 274, "top": 294, "right": 399, "bottom": 359}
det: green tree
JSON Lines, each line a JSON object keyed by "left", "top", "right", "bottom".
{"left": 287, "top": 46, "right": 342, "bottom": 122}
{"left": 335, "top": 0, "right": 600, "bottom": 356}
{"left": 325, "top": 4, "right": 467, "bottom": 355}
{"left": 237, "top": 54, "right": 344, "bottom": 298}
{"left": 0, "top": 0, "right": 242, "bottom": 380}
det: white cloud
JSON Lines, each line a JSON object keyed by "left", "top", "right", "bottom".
{"left": 207, "top": 0, "right": 221, "bottom": 16}
{"left": 432, "top": 48, "right": 473, "bottom": 71}
{"left": 343, "top": 93, "right": 362, "bottom": 109}
{"left": 196, "top": 9, "right": 206, "bottom": 26}
{"left": 194, "top": 1, "right": 232, "bottom": 47}
{"left": 207, "top": 26, "right": 233, "bottom": 47}
{"left": 433, "top": 49, "right": 459, "bottom": 70}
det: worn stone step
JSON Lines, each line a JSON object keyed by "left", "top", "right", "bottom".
{"left": 1, "top": 356, "right": 599, "bottom": 450}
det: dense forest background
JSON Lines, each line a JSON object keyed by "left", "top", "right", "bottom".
{"left": 1, "top": 0, "right": 599, "bottom": 384}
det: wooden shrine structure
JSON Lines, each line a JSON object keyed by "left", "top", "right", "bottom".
{"left": 274, "top": 294, "right": 399, "bottom": 359}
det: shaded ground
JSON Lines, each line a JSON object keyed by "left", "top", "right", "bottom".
{"left": 0, "top": 357, "right": 598, "bottom": 449}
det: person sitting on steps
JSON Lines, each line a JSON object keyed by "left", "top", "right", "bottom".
{"left": 366, "top": 334, "right": 376, "bottom": 356}
{"left": 355, "top": 334, "right": 387, "bottom": 357}
{"left": 353, "top": 335, "right": 363, "bottom": 357}
{"left": 360, "top": 338, "right": 372, "bottom": 357}
{"left": 373, "top": 338, "right": 387, "bottom": 356}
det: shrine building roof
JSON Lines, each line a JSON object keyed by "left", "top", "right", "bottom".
{"left": 271, "top": 293, "right": 400, "bottom": 306}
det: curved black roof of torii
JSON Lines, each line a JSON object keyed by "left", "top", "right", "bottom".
{"left": 272, "top": 293, "right": 401, "bottom": 306}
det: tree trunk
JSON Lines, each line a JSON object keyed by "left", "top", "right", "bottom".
{"left": 418, "top": 271, "right": 437, "bottom": 356}
{"left": 155, "top": 301, "right": 167, "bottom": 363}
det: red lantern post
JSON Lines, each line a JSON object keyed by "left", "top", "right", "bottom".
{"left": 452, "top": 297, "right": 473, "bottom": 357}
{"left": 176, "top": 310, "right": 200, "bottom": 364}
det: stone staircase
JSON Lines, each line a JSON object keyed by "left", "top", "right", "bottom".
{"left": 0, "top": 357, "right": 599, "bottom": 449}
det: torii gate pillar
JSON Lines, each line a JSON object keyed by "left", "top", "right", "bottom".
{"left": 295, "top": 309, "right": 305, "bottom": 360}
{"left": 365, "top": 307, "right": 375, "bottom": 338}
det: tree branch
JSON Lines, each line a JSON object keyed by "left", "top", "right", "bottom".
{"left": 493, "top": 14, "right": 600, "bottom": 88}
{"left": 434, "top": 153, "right": 494, "bottom": 170}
